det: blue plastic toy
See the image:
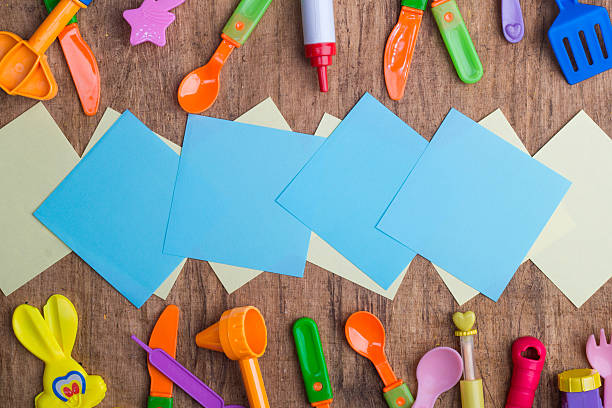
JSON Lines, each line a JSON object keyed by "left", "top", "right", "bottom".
{"left": 548, "top": 0, "right": 612, "bottom": 84}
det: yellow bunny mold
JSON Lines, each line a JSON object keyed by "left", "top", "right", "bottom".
{"left": 12, "top": 294, "right": 106, "bottom": 408}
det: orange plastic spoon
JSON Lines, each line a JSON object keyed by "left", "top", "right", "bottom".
{"left": 177, "top": 0, "right": 273, "bottom": 114}
{"left": 0, "top": 0, "right": 88, "bottom": 100}
{"left": 345, "top": 311, "right": 414, "bottom": 408}
{"left": 178, "top": 38, "right": 236, "bottom": 114}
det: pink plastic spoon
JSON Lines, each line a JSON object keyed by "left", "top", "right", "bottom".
{"left": 412, "top": 347, "right": 463, "bottom": 408}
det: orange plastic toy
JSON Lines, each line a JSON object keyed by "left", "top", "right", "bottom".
{"left": 0, "top": 0, "right": 89, "bottom": 100}
{"left": 196, "top": 306, "right": 269, "bottom": 408}
{"left": 384, "top": 0, "right": 427, "bottom": 101}
{"left": 345, "top": 311, "right": 414, "bottom": 408}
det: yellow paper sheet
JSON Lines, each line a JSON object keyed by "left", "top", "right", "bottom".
{"left": 530, "top": 111, "right": 612, "bottom": 307}
{"left": 435, "top": 109, "right": 575, "bottom": 305}
{"left": 0, "top": 103, "right": 79, "bottom": 295}
{"left": 84, "top": 108, "right": 185, "bottom": 299}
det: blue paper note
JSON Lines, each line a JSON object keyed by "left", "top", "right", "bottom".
{"left": 277, "top": 93, "right": 428, "bottom": 289}
{"left": 377, "top": 109, "right": 571, "bottom": 300}
{"left": 35, "top": 111, "right": 184, "bottom": 308}
{"left": 163, "top": 115, "right": 324, "bottom": 277}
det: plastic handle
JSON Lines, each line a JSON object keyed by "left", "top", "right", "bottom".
{"left": 131, "top": 336, "right": 225, "bottom": 408}
{"left": 43, "top": 0, "right": 77, "bottom": 25}
{"left": 238, "top": 357, "right": 270, "bottom": 408}
{"left": 292, "top": 318, "right": 333, "bottom": 404}
{"left": 431, "top": 0, "right": 483, "bottom": 84}
{"left": 383, "top": 383, "right": 414, "bottom": 408}
{"left": 28, "top": 0, "right": 85, "bottom": 54}
{"left": 148, "top": 396, "right": 173, "bottom": 408}
{"left": 505, "top": 337, "right": 546, "bottom": 408}
{"left": 222, "top": 0, "right": 274, "bottom": 46}
{"left": 501, "top": 0, "right": 524, "bottom": 43}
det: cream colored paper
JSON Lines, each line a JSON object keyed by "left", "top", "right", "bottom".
{"left": 434, "top": 109, "right": 575, "bottom": 305}
{"left": 0, "top": 103, "right": 79, "bottom": 295}
{"left": 530, "top": 111, "right": 612, "bottom": 307}
{"left": 84, "top": 108, "right": 185, "bottom": 299}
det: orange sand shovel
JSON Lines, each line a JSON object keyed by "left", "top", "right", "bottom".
{"left": 0, "top": 0, "right": 89, "bottom": 100}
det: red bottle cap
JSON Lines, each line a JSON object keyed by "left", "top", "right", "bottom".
{"left": 305, "top": 42, "right": 336, "bottom": 92}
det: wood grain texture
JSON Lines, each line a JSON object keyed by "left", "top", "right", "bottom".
{"left": 0, "top": 0, "right": 611, "bottom": 406}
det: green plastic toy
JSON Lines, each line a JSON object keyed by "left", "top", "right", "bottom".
{"left": 431, "top": 0, "right": 483, "bottom": 84}
{"left": 293, "top": 318, "right": 333, "bottom": 408}
{"left": 223, "top": 0, "right": 274, "bottom": 46}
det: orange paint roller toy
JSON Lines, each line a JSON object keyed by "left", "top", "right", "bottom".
{"left": 196, "top": 306, "right": 270, "bottom": 408}
{"left": 0, "top": 0, "right": 91, "bottom": 100}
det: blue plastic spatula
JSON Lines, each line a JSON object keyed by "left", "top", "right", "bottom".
{"left": 548, "top": 0, "right": 612, "bottom": 84}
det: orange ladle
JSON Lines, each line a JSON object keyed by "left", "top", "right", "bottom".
{"left": 177, "top": 0, "right": 273, "bottom": 114}
{"left": 0, "top": 0, "right": 89, "bottom": 100}
{"left": 345, "top": 311, "right": 414, "bottom": 408}
{"left": 196, "top": 306, "right": 270, "bottom": 408}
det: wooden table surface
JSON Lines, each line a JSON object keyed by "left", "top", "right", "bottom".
{"left": 1, "top": 0, "right": 611, "bottom": 406}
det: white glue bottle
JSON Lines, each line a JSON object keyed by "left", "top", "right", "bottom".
{"left": 300, "top": 0, "right": 336, "bottom": 92}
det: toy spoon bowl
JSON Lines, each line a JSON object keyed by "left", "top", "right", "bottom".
{"left": 413, "top": 347, "right": 463, "bottom": 408}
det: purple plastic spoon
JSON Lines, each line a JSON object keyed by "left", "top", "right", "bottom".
{"left": 412, "top": 347, "right": 464, "bottom": 408}
{"left": 131, "top": 335, "right": 245, "bottom": 408}
{"left": 502, "top": 0, "right": 525, "bottom": 43}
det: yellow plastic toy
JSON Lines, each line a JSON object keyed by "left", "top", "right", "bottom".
{"left": 12, "top": 294, "right": 106, "bottom": 408}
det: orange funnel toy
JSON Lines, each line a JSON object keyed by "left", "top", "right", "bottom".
{"left": 196, "top": 306, "right": 269, "bottom": 408}
{"left": 0, "top": 0, "right": 88, "bottom": 100}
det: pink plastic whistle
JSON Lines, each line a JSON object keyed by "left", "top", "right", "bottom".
{"left": 506, "top": 336, "right": 547, "bottom": 408}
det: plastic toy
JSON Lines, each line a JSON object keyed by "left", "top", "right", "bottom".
{"left": 586, "top": 329, "right": 612, "bottom": 408}
{"left": 43, "top": 0, "right": 100, "bottom": 115}
{"left": 412, "top": 347, "right": 463, "bottom": 408}
{"left": 505, "top": 336, "right": 547, "bottom": 408}
{"left": 345, "top": 311, "right": 414, "bottom": 408}
{"left": 502, "top": 0, "right": 525, "bottom": 43}
{"left": 452, "top": 311, "right": 485, "bottom": 408}
{"left": 147, "top": 305, "right": 179, "bottom": 408}
{"left": 384, "top": 0, "right": 427, "bottom": 100}
{"left": 0, "top": 0, "right": 91, "bottom": 100}
{"left": 196, "top": 306, "right": 270, "bottom": 408}
{"left": 12, "top": 294, "right": 106, "bottom": 408}
{"left": 431, "top": 0, "right": 483, "bottom": 83}
{"left": 132, "top": 335, "right": 245, "bottom": 408}
{"left": 293, "top": 318, "right": 333, "bottom": 408}
{"left": 177, "top": 0, "right": 273, "bottom": 113}
{"left": 548, "top": 0, "right": 612, "bottom": 84}
{"left": 123, "top": 0, "right": 185, "bottom": 47}
{"left": 558, "top": 369, "right": 604, "bottom": 408}
{"left": 300, "top": 0, "right": 336, "bottom": 92}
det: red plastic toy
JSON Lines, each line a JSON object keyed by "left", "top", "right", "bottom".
{"left": 505, "top": 336, "right": 547, "bottom": 408}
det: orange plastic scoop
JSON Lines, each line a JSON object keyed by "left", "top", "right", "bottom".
{"left": 0, "top": 0, "right": 87, "bottom": 100}
{"left": 178, "top": 38, "right": 235, "bottom": 114}
{"left": 345, "top": 311, "right": 414, "bottom": 408}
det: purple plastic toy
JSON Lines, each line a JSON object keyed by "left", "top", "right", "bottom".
{"left": 123, "top": 0, "right": 185, "bottom": 47}
{"left": 502, "top": 0, "right": 525, "bottom": 43}
{"left": 132, "top": 335, "right": 245, "bottom": 408}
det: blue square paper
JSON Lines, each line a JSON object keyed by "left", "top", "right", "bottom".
{"left": 163, "top": 115, "right": 324, "bottom": 277}
{"left": 377, "top": 109, "right": 571, "bottom": 300}
{"left": 35, "top": 111, "right": 184, "bottom": 308}
{"left": 277, "top": 93, "right": 428, "bottom": 289}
